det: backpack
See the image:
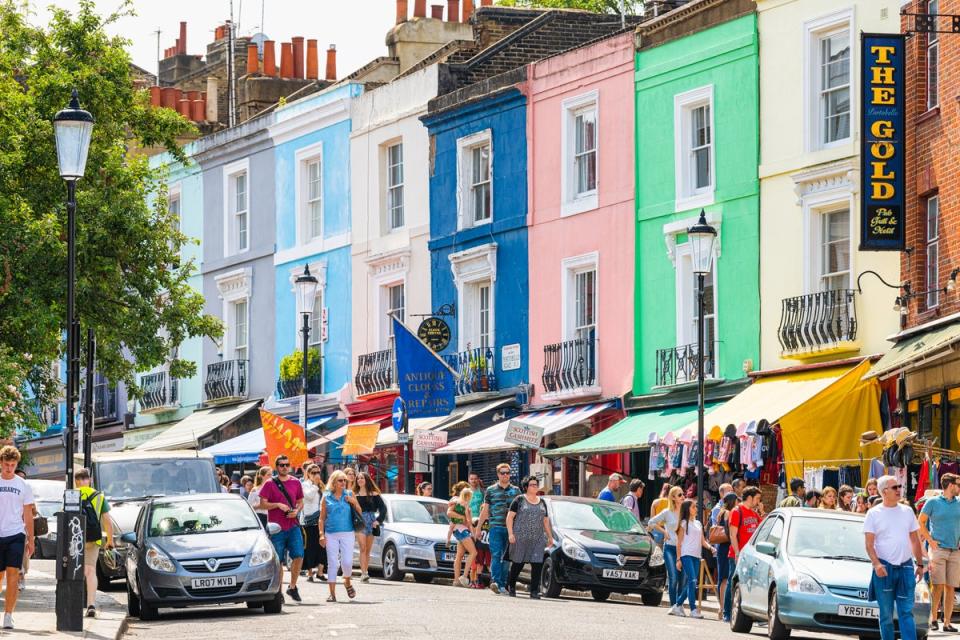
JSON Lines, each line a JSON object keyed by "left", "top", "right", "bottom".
{"left": 82, "top": 490, "right": 103, "bottom": 543}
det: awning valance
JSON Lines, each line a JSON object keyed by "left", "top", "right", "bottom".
{"left": 201, "top": 428, "right": 264, "bottom": 464}
{"left": 865, "top": 320, "right": 960, "bottom": 379}
{"left": 136, "top": 400, "right": 261, "bottom": 451}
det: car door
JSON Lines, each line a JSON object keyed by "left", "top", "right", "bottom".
{"left": 742, "top": 516, "right": 777, "bottom": 612}
{"left": 751, "top": 516, "right": 784, "bottom": 612}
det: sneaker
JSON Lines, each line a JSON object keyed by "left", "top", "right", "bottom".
{"left": 458, "top": 576, "right": 470, "bottom": 588}
{"left": 508, "top": 588, "right": 517, "bottom": 597}
{"left": 86, "top": 605, "right": 97, "bottom": 618}
{"left": 2, "top": 613, "right": 12, "bottom": 630}
{"left": 360, "top": 573, "right": 370, "bottom": 583}
{"left": 286, "top": 587, "right": 302, "bottom": 602}
{"left": 530, "top": 592, "right": 541, "bottom": 600}
{"left": 668, "top": 605, "right": 687, "bottom": 617}
{"left": 489, "top": 582, "right": 501, "bottom": 595}
{"left": 689, "top": 609, "right": 703, "bottom": 619}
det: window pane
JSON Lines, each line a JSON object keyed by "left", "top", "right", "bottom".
{"left": 820, "top": 30, "right": 851, "bottom": 144}
{"left": 821, "top": 209, "right": 850, "bottom": 290}
{"left": 389, "top": 284, "right": 405, "bottom": 323}
{"left": 694, "top": 148, "right": 710, "bottom": 190}
{"left": 234, "top": 300, "right": 248, "bottom": 358}
{"left": 237, "top": 212, "right": 248, "bottom": 250}
{"left": 309, "top": 201, "right": 322, "bottom": 239}
{"left": 308, "top": 161, "right": 322, "bottom": 200}
{"left": 821, "top": 32, "right": 850, "bottom": 89}
{"left": 309, "top": 296, "right": 322, "bottom": 346}
{"left": 235, "top": 173, "right": 246, "bottom": 212}
{"left": 928, "top": 197, "right": 940, "bottom": 242}
{"left": 479, "top": 284, "right": 490, "bottom": 349}
{"left": 928, "top": 42, "right": 939, "bottom": 108}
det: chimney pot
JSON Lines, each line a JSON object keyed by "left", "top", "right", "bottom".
{"left": 414, "top": 0, "right": 427, "bottom": 17}
{"left": 149, "top": 86, "right": 161, "bottom": 107}
{"left": 246, "top": 43, "right": 259, "bottom": 74}
{"left": 263, "top": 40, "right": 277, "bottom": 76}
{"left": 306, "top": 40, "right": 319, "bottom": 80}
{"left": 447, "top": 0, "right": 460, "bottom": 22}
{"left": 160, "top": 87, "right": 178, "bottom": 109}
{"left": 431, "top": 5, "right": 444, "bottom": 19}
{"left": 325, "top": 44, "right": 337, "bottom": 81}
{"left": 462, "top": 0, "right": 473, "bottom": 22}
{"left": 190, "top": 99, "right": 205, "bottom": 122}
{"left": 280, "top": 42, "right": 294, "bottom": 78}
{"left": 292, "top": 36, "right": 305, "bottom": 79}
{"left": 179, "top": 21, "right": 187, "bottom": 54}
{"left": 177, "top": 97, "right": 191, "bottom": 118}
{"left": 397, "top": 0, "right": 408, "bottom": 24}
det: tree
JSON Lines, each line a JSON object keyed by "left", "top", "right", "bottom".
{"left": 496, "top": 0, "right": 646, "bottom": 14}
{"left": 0, "top": 0, "right": 221, "bottom": 437}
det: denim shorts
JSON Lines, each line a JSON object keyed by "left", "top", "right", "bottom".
{"left": 361, "top": 512, "right": 378, "bottom": 536}
{"left": 453, "top": 529, "right": 471, "bottom": 543}
{"left": 270, "top": 525, "right": 304, "bottom": 560}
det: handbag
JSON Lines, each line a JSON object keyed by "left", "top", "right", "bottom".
{"left": 33, "top": 514, "right": 49, "bottom": 537}
{"left": 708, "top": 523, "right": 729, "bottom": 545}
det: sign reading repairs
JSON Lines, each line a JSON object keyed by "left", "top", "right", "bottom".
{"left": 860, "top": 33, "right": 906, "bottom": 251}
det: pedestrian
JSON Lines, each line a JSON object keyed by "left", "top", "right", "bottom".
{"left": 355, "top": 471, "right": 386, "bottom": 583}
{"left": 673, "top": 499, "right": 713, "bottom": 618}
{"left": 597, "top": 473, "right": 624, "bottom": 502}
{"left": 856, "top": 493, "right": 870, "bottom": 513}
{"left": 838, "top": 485, "right": 855, "bottom": 512}
{"left": 240, "top": 475, "right": 252, "bottom": 498}
{"left": 14, "top": 468, "right": 31, "bottom": 594}
{"left": 650, "top": 484, "right": 672, "bottom": 546}
{"left": 867, "top": 477, "right": 879, "bottom": 499}
{"left": 710, "top": 483, "right": 733, "bottom": 528}
{"left": 864, "top": 475, "right": 926, "bottom": 640}
{"left": 779, "top": 478, "right": 805, "bottom": 507}
{"left": 471, "top": 517, "right": 491, "bottom": 589}
{"left": 229, "top": 471, "right": 242, "bottom": 493}
{"left": 319, "top": 469, "right": 362, "bottom": 602}
{"left": 919, "top": 472, "right": 960, "bottom": 632}
{"left": 343, "top": 466, "right": 357, "bottom": 492}
{"left": 301, "top": 464, "right": 326, "bottom": 583}
{"left": 75, "top": 467, "right": 114, "bottom": 618}
{"left": 621, "top": 479, "right": 645, "bottom": 520}
{"left": 475, "top": 463, "right": 520, "bottom": 595}
{"left": 447, "top": 486, "right": 478, "bottom": 588}
{"left": 219, "top": 473, "right": 230, "bottom": 493}
{"left": 726, "top": 486, "right": 762, "bottom": 621}
{"left": 803, "top": 490, "right": 822, "bottom": 509}
{"left": 248, "top": 466, "right": 271, "bottom": 527}
{"left": 0, "top": 446, "right": 34, "bottom": 630}
{"left": 714, "top": 492, "right": 739, "bottom": 622}
{"left": 468, "top": 472, "right": 485, "bottom": 518}
{"left": 821, "top": 486, "right": 839, "bottom": 510}
{"left": 417, "top": 481, "right": 433, "bottom": 497}
{"left": 505, "top": 475, "right": 553, "bottom": 599}
{"left": 649, "top": 486, "right": 685, "bottom": 609}
{"left": 258, "top": 455, "right": 306, "bottom": 602}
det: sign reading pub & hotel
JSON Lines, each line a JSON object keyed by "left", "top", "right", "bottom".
{"left": 860, "top": 33, "right": 906, "bottom": 251}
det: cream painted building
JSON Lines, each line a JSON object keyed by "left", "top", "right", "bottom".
{"left": 757, "top": 0, "right": 902, "bottom": 369}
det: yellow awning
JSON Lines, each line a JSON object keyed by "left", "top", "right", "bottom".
{"left": 342, "top": 422, "right": 381, "bottom": 456}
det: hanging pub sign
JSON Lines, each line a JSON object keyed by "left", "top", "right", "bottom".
{"left": 860, "top": 33, "right": 906, "bottom": 251}
{"left": 417, "top": 316, "right": 451, "bottom": 352}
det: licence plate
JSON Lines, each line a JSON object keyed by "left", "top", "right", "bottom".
{"left": 602, "top": 569, "right": 639, "bottom": 580}
{"left": 838, "top": 605, "right": 879, "bottom": 619}
{"left": 190, "top": 576, "right": 236, "bottom": 589}
{"left": 441, "top": 552, "right": 457, "bottom": 562}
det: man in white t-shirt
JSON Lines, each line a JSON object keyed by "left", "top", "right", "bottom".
{"left": 863, "top": 475, "right": 925, "bottom": 640}
{"left": 0, "top": 445, "right": 35, "bottom": 630}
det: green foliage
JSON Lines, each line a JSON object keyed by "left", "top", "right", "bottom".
{"left": 0, "top": 0, "right": 222, "bottom": 437}
{"left": 279, "top": 349, "right": 322, "bottom": 382}
{"left": 496, "top": 0, "right": 645, "bottom": 13}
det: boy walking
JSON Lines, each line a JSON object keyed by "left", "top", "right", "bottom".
{"left": 0, "top": 446, "right": 34, "bottom": 630}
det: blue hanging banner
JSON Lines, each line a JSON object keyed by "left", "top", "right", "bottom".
{"left": 860, "top": 33, "right": 906, "bottom": 251}
{"left": 393, "top": 317, "right": 456, "bottom": 419}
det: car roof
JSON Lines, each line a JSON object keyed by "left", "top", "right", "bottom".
{"left": 82, "top": 450, "right": 214, "bottom": 462}
{"left": 771, "top": 507, "right": 866, "bottom": 521}
{"left": 381, "top": 493, "right": 448, "bottom": 504}
{"left": 145, "top": 493, "right": 241, "bottom": 505}
{"left": 543, "top": 496, "right": 626, "bottom": 507}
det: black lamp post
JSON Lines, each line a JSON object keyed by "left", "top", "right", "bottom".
{"left": 295, "top": 265, "right": 319, "bottom": 427}
{"left": 687, "top": 210, "right": 717, "bottom": 524}
{"left": 53, "top": 88, "right": 93, "bottom": 631}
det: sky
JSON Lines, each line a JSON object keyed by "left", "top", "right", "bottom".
{"left": 31, "top": 0, "right": 398, "bottom": 80}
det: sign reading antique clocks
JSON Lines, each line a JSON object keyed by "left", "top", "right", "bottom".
{"left": 417, "top": 316, "right": 451, "bottom": 352}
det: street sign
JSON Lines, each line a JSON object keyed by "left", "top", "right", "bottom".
{"left": 392, "top": 397, "right": 406, "bottom": 433}
{"left": 412, "top": 429, "right": 448, "bottom": 452}
{"left": 397, "top": 431, "right": 410, "bottom": 445}
{"left": 504, "top": 420, "right": 544, "bottom": 449}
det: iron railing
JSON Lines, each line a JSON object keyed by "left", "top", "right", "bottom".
{"left": 778, "top": 289, "right": 857, "bottom": 354}
{"left": 355, "top": 348, "right": 396, "bottom": 396}
{"left": 276, "top": 374, "right": 323, "bottom": 399}
{"left": 205, "top": 359, "right": 249, "bottom": 403}
{"left": 542, "top": 336, "right": 596, "bottom": 394}
{"left": 93, "top": 383, "right": 117, "bottom": 422}
{"left": 140, "top": 371, "right": 179, "bottom": 413}
{"left": 444, "top": 346, "right": 498, "bottom": 396}
{"left": 655, "top": 342, "right": 715, "bottom": 387}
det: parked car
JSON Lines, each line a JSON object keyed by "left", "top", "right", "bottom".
{"left": 526, "top": 496, "right": 665, "bottom": 604}
{"left": 352, "top": 494, "right": 454, "bottom": 583}
{"left": 730, "top": 508, "right": 930, "bottom": 640}
{"left": 122, "top": 493, "right": 282, "bottom": 620}
{"left": 25, "top": 479, "right": 64, "bottom": 559}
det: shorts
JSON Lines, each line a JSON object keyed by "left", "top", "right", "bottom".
{"left": 0, "top": 534, "right": 25, "bottom": 571}
{"left": 270, "top": 525, "right": 305, "bottom": 561}
{"left": 929, "top": 547, "right": 960, "bottom": 587}
{"left": 361, "top": 512, "right": 378, "bottom": 536}
{"left": 474, "top": 546, "right": 491, "bottom": 568}
{"left": 84, "top": 542, "right": 100, "bottom": 569}
{"left": 453, "top": 529, "right": 471, "bottom": 543}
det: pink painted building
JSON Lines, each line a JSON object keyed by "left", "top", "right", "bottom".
{"left": 524, "top": 32, "right": 635, "bottom": 496}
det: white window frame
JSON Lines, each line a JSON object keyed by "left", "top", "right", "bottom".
{"left": 294, "top": 141, "right": 324, "bottom": 245}
{"left": 383, "top": 282, "right": 406, "bottom": 351}
{"left": 818, "top": 206, "right": 852, "bottom": 292}
{"left": 456, "top": 130, "right": 493, "bottom": 230}
{"left": 449, "top": 243, "right": 497, "bottom": 352}
{"left": 927, "top": 195, "right": 940, "bottom": 309}
{"left": 673, "top": 85, "right": 715, "bottom": 212}
{"left": 215, "top": 267, "right": 253, "bottom": 364}
{"left": 798, "top": 182, "right": 855, "bottom": 295}
{"left": 927, "top": 0, "right": 940, "bottom": 111}
{"left": 385, "top": 141, "right": 405, "bottom": 232}
{"left": 231, "top": 299, "right": 249, "bottom": 361}
{"left": 561, "top": 91, "right": 600, "bottom": 217}
{"left": 222, "top": 158, "right": 250, "bottom": 257}
{"left": 803, "top": 9, "right": 855, "bottom": 152}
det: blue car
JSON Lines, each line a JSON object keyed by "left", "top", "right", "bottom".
{"left": 730, "top": 508, "right": 930, "bottom": 640}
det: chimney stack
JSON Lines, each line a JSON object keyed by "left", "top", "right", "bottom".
{"left": 414, "top": 0, "right": 427, "bottom": 17}
{"left": 179, "top": 21, "right": 187, "bottom": 54}
{"left": 280, "top": 42, "right": 293, "bottom": 78}
{"left": 292, "top": 36, "right": 305, "bottom": 79}
{"left": 246, "top": 43, "right": 259, "bottom": 74}
{"left": 431, "top": 5, "right": 444, "bottom": 19}
{"left": 462, "top": 0, "right": 473, "bottom": 22}
{"left": 263, "top": 40, "right": 277, "bottom": 76}
{"left": 206, "top": 77, "right": 219, "bottom": 122}
{"left": 397, "top": 0, "right": 408, "bottom": 24}
{"left": 325, "top": 44, "right": 337, "bottom": 81}
{"left": 306, "top": 40, "right": 319, "bottom": 79}
{"left": 447, "top": 0, "right": 460, "bottom": 22}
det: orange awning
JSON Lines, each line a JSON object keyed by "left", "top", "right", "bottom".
{"left": 342, "top": 422, "right": 382, "bottom": 456}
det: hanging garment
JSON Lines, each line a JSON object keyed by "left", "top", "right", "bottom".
{"left": 822, "top": 468, "right": 840, "bottom": 491}
{"left": 838, "top": 465, "right": 862, "bottom": 489}
{"left": 915, "top": 458, "right": 930, "bottom": 501}
{"left": 939, "top": 460, "right": 959, "bottom": 482}
{"left": 894, "top": 466, "right": 908, "bottom": 492}
{"left": 870, "top": 458, "right": 885, "bottom": 480}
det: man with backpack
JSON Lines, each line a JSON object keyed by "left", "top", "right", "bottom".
{"left": 75, "top": 468, "right": 114, "bottom": 619}
{"left": 620, "top": 479, "right": 645, "bottom": 520}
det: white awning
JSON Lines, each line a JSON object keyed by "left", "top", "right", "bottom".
{"left": 435, "top": 397, "right": 516, "bottom": 431}
{"left": 433, "top": 401, "right": 615, "bottom": 455}
{"left": 136, "top": 400, "right": 261, "bottom": 451}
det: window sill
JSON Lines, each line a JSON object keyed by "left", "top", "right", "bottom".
{"left": 675, "top": 191, "right": 715, "bottom": 213}
{"left": 560, "top": 193, "right": 599, "bottom": 218}
{"left": 457, "top": 219, "right": 493, "bottom": 232}
{"left": 917, "top": 107, "right": 940, "bottom": 125}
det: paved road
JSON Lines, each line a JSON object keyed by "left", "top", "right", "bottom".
{"left": 121, "top": 575, "right": 862, "bottom": 640}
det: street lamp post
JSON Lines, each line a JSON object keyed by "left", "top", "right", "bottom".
{"left": 53, "top": 88, "right": 93, "bottom": 631}
{"left": 687, "top": 210, "right": 717, "bottom": 525}
{"left": 295, "top": 265, "right": 319, "bottom": 429}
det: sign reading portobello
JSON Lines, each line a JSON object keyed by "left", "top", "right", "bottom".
{"left": 860, "top": 34, "right": 906, "bottom": 251}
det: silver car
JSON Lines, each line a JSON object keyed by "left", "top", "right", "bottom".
{"left": 122, "top": 493, "right": 282, "bottom": 620}
{"left": 352, "top": 494, "right": 454, "bottom": 583}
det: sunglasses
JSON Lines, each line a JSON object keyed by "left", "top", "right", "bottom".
{"left": 884, "top": 484, "right": 903, "bottom": 491}
{"left": 498, "top": 471, "right": 510, "bottom": 475}
{"left": 277, "top": 463, "right": 290, "bottom": 468}
{"left": 309, "top": 471, "right": 320, "bottom": 476}
{"left": 337, "top": 479, "right": 347, "bottom": 483}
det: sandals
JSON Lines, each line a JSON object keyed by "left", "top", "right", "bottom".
{"left": 326, "top": 595, "right": 337, "bottom": 603}
{"left": 944, "top": 624, "right": 958, "bottom": 633}
{"left": 346, "top": 583, "right": 357, "bottom": 599}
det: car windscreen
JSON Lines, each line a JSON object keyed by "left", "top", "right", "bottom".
{"left": 390, "top": 500, "right": 450, "bottom": 525}
{"left": 36, "top": 501, "right": 59, "bottom": 518}
{"left": 98, "top": 459, "right": 218, "bottom": 500}
{"left": 786, "top": 516, "right": 870, "bottom": 561}
{"left": 551, "top": 501, "right": 645, "bottom": 534}
{"left": 148, "top": 499, "right": 259, "bottom": 537}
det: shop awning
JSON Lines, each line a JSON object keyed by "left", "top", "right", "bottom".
{"left": 201, "top": 429, "right": 264, "bottom": 464}
{"left": 434, "top": 402, "right": 615, "bottom": 455}
{"left": 435, "top": 397, "right": 516, "bottom": 431}
{"left": 135, "top": 400, "right": 261, "bottom": 451}
{"left": 542, "top": 402, "right": 722, "bottom": 458}
{"left": 865, "top": 320, "right": 960, "bottom": 379}
{"left": 342, "top": 422, "right": 382, "bottom": 456}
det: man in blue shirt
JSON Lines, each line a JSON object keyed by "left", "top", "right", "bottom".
{"left": 597, "top": 474, "right": 624, "bottom": 502}
{"left": 920, "top": 473, "right": 960, "bottom": 631}
{"left": 475, "top": 463, "right": 520, "bottom": 594}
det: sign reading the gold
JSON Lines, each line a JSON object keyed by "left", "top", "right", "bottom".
{"left": 861, "top": 34, "right": 906, "bottom": 251}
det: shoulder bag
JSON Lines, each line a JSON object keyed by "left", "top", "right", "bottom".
{"left": 708, "top": 510, "right": 730, "bottom": 545}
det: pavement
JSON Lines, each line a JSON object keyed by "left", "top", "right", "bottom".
{"left": 0, "top": 559, "right": 126, "bottom": 639}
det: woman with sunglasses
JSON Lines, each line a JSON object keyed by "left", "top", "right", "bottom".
{"left": 301, "top": 465, "right": 327, "bottom": 583}
{"left": 649, "top": 486, "right": 685, "bottom": 611}
{"left": 319, "top": 470, "right": 363, "bottom": 602}
{"left": 343, "top": 467, "right": 357, "bottom": 493}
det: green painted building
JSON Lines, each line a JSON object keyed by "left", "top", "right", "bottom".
{"left": 633, "top": 0, "right": 759, "bottom": 399}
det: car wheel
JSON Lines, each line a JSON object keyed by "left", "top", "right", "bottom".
{"left": 413, "top": 574, "right": 434, "bottom": 584}
{"left": 730, "top": 583, "right": 753, "bottom": 633}
{"left": 262, "top": 591, "right": 283, "bottom": 615}
{"left": 591, "top": 589, "right": 611, "bottom": 602}
{"left": 138, "top": 586, "right": 159, "bottom": 622}
{"left": 126, "top": 580, "right": 141, "bottom": 618}
{"left": 768, "top": 588, "right": 791, "bottom": 640}
{"left": 640, "top": 591, "right": 663, "bottom": 607}
{"left": 541, "top": 557, "right": 563, "bottom": 599}
{"left": 382, "top": 544, "right": 405, "bottom": 582}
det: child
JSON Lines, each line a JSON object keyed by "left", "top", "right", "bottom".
{"left": 446, "top": 487, "right": 478, "bottom": 588}
{"left": 471, "top": 518, "right": 491, "bottom": 588}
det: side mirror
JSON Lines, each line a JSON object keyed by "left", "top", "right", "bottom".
{"left": 120, "top": 532, "right": 137, "bottom": 546}
{"left": 756, "top": 541, "right": 777, "bottom": 557}
{"left": 266, "top": 522, "right": 282, "bottom": 536}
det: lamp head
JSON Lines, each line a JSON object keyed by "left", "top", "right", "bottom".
{"left": 53, "top": 89, "right": 94, "bottom": 180}
{"left": 295, "top": 264, "right": 319, "bottom": 316}
{"left": 687, "top": 210, "right": 717, "bottom": 276}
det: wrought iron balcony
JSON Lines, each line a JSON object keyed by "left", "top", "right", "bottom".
{"left": 276, "top": 374, "right": 323, "bottom": 399}
{"left": 93, "top": 383, "right": 118, "bottom": 423}
{"left": 140, "top": 371, "right": 179, "bottom": 413}
{"left": 542, "top": 336, "right": 596, "bottom": 394}
{"left": 205, "top": 359, "right": 249, "bottom": 404}
{"left": 355, "top": 348, "right": 396, "bottom": 397}
{"left": 655, "top": 342, "right": 715, "bottom": 387}
{"left": 444, "top": 346, "right": 498, "bottom": 396}
{"left": 778, "top": 289, "right": 857, "bottom": 355}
